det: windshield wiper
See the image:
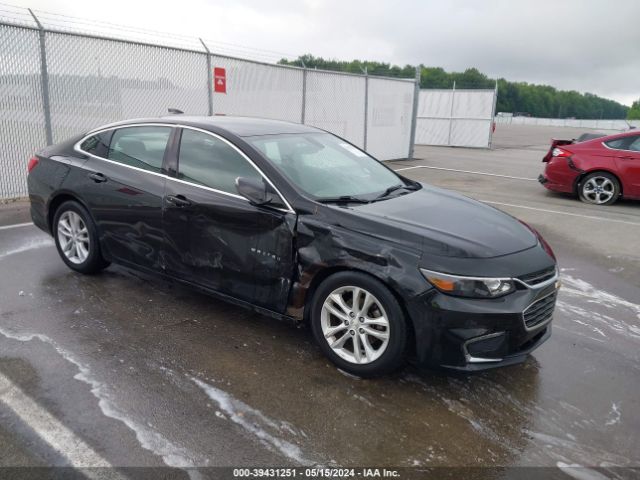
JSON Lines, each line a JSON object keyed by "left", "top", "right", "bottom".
{"left": 316, "top": 195, "right": 370, "bottom": 204}
{"left": 373, "top": 183, "right": 419, "bottom": 200}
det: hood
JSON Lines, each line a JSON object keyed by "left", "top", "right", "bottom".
{"left": 345, "top": 184, "right": 538, "bottom": 258}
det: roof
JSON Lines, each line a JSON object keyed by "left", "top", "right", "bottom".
{"left": 92, "top": 115, "right": 322, "bottom": 137}
{"left": 606, "top": 128, "right": 639, "bottom": 139}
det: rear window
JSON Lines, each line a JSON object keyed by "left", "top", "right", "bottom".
{"left": 80, "top": 131, "right": 112, "bottom": 157}
{"left": 108, "top": 126, "right": 172, "bottom": 173}
{"left": 605, "top": 135, "right": 640, "bottom": 151}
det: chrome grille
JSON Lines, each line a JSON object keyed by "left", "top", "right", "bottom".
{"left": 518, "top": 266, "right": 556, "bottom": 287}
{"left": 523, "top": 291, "right": 557, "bottom": 329}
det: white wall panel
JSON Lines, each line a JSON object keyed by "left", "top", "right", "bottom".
{"left": 416, "top": 88, "right": 496, "bottom": 148}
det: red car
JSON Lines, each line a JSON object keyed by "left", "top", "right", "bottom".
{"left": 539, "top": 130, "right": 640, "bottom": 205}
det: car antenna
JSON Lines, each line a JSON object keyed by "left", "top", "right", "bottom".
{"left": 167, "top": 108, "right": 184, "bottom": 114}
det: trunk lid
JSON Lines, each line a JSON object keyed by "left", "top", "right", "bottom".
{"left": 543, "top": 139, "right": 574, "bottom": 162}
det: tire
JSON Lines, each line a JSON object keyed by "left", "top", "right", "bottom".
{"left": 310, "top": 272, "right": 407, "bottom": 377}
{"left": 53, "top": 200, "right": 109, "bottom": 274}
{"left": 578, "top": 172, "right": 620, "bottom": 206}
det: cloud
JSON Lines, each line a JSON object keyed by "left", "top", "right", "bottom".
{"left": 14, "top": 0, "right": 639, "bottom": 105}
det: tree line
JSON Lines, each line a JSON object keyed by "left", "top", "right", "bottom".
{"left": 279, "top": 55, "right": 631, "bottom": 120}
{"left": 628, "top": 100, "right": 640, "bottom": 120}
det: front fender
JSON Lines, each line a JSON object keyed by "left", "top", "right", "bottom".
{"left": 286, "top": 214, "right": 428, "bottom": 319}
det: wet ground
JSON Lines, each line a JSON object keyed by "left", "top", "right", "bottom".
{"left": 0, "top": 124, "right": 639, "bottom": 478}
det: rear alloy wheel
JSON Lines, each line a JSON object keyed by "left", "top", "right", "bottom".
{"left": 57, "top": 211, "right": 90, "bottom": 265}
{"left": 53, "top": 201, "right": 109, "bottom": 274}
{"left": 310, "top": 272, "right": 406, "bottom": 377}
{"left": 579, "top": 172, "right": 620, "bottom": 206}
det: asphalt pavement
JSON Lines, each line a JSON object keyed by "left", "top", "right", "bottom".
{"left": 0, "top": 124, "right": 638, "bottom": 479}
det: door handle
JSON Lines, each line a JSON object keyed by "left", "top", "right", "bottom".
{"left": 88, "top": 172, "right": 107, "bottom": 183}
{"left": 618, "top": 155, "right": 634, "bottom": 160}
{"left": 166, "top": 194, "right": 192, "bottom": 207}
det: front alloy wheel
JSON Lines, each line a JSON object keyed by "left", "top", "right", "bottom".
{"left": 321, "top": 286, "right": 390, "bottom": 364}
{"left": 310, "top": 272, "right": 406, "bottom": 377}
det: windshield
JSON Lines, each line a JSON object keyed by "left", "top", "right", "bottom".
{"left": 248, "top": 133, "right": 408, "bottom": 200}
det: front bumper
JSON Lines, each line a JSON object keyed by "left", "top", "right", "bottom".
{"left": 406, "top": 276, "right": 558, "bottom": 371}
{"left": 445, "top": 325, "right": 551, "bottom": 371}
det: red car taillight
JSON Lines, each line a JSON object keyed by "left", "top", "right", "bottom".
{"left": 551, "top": 147, "right": 572, "bottom": 158}
{"left": 551, "top": 147, "right": 580, "bottom": 170}
{"left": 27, "top": 156, "right": 39, "bottom": 173}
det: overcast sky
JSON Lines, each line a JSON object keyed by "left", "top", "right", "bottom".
{"left": 14, "top": 0, "right": 640, "bottom": 106}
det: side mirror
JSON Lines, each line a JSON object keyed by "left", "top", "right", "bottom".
{"left": 235, "top": 176, "right": 274, "bottom": 206}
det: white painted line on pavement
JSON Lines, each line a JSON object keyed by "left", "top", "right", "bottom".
{"left": 393, "top": 165, "right": 537, "bottom": 181}
{"left": 0, "top": 238, "right": 53, "bottom": 260}
{"left": 192, "top": 376, "right": 312, "bottom": 464}
{"left": 481, "top": 200, "right": 640, "bottom": 226}
{"left": 0, "top": 222, "right": 34, "bottom": 231}
{"left": 0, "top": 371, "right": 114, "bottom": 469}
{"left": 0, "top": 326, "right": 202, "bottom": 470}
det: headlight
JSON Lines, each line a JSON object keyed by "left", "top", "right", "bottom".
{"left": 420, "top": 268, "right": 515, "bottom": 298}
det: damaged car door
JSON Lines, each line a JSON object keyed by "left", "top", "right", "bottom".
{"left": 162, "top": 127, "right": 296, "bottom": 312}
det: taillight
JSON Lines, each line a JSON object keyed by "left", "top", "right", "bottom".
{"left": 551, "top": 147, "right": 571, "bottom": 158}
{"left": 27, "top": 156, "right": 39, "bottom": 173}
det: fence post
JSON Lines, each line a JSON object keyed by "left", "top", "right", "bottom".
{"left": 447, "top": 81, "right": 456, "bottom": 146}
{"left": 363, "top": 67, "right": 369, "bottom": 151}
{"left": 488, "top": 80, "right": 498, "bottom": 148}
{"left": 199, "top": 38, "right": 214, "bottom": 116}
{"left": 301, "top": 61, "right": 307, "bottom": 124}
{"left": 407, "top": 65, "right": 421, "bottom": 159}
{"left": 28, "top": 9, "right": 52, "bottom": 146}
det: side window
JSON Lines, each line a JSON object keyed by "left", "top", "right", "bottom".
{"left": 605, "top": 136, "right": 639, "bottom": 151}
{"left": 80, "top": 131, "right": 112, "bottom": 157}
{"left": 177, "top": 129, "right": 262, "bottom": 194}
{"left": 628, "top": 136, "right": 640, "bottom": 152}
{"left": 108, "top": 126, "right": 172, "bottom": 173}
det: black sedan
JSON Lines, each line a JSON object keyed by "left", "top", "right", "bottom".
{"left": 27, "top": 115, "right": 559, "bottom": 377}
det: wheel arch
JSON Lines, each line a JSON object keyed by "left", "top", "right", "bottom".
{"left": 302, "top": 266, "right": 416, "bottom": 357}
{"left": 47, "top": 191, "right": 110, "bottom": 273}
{"left": 47, "top": 191, "right": 100, "bottom": 238}
{"left": 573, "top": 169, "right": 623, "bottom": 197}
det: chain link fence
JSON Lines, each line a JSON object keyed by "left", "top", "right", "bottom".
{"left": 366, "top": 77, "right": 416, "bottom": 160}
{"left": 46, "top": 32, "right": 211, "bottom": 143}
{"left": 209, "top": 56, "right": 304, "bottom": 124}
{"left": 415, "top": 86, "right": 497, "bottom": 148}
{"left": 304, "top": 70, "right": 367, "bottom": 149}
{"left": 0, "top": 12, "right": 417, "bottom": 200}
{"left": 495, "top": 116, "right": 640, "bottom": 130}
{"left": 0, "top": 24, "right": 47, "bottom": 199}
